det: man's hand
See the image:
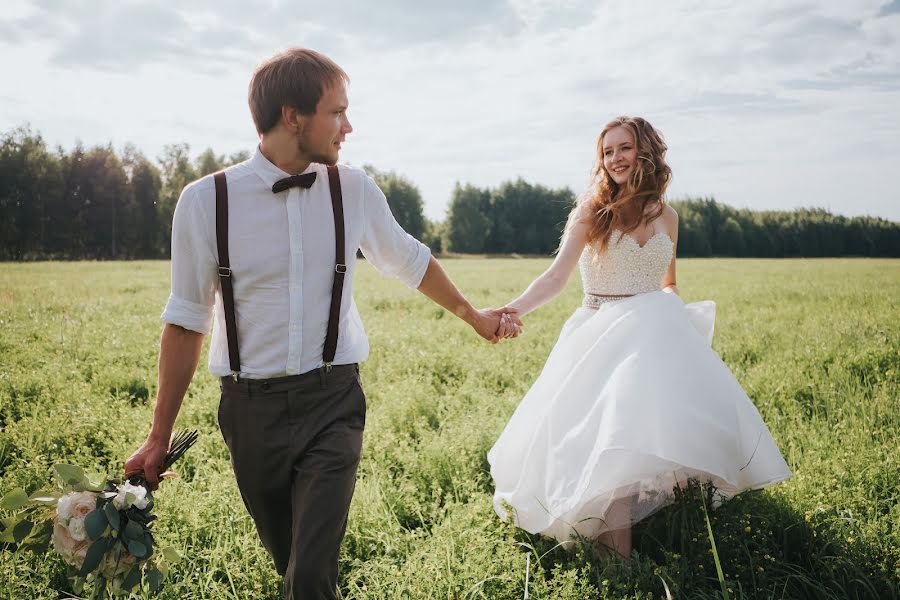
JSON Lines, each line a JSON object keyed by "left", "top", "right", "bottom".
{"left": 124, "top": 436, "right": 169, "bottom": 491}
{"left": 123, "top": 323, "right": 204, "bottom": 491}
{"left": 472, "top": 308, "right": 524, "bottom": 343}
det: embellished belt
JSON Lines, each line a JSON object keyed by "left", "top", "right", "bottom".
{"left": 582, "top": 292, "right": 634, "bottom": 309}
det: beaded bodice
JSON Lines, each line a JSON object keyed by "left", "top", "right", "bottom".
{"left": 579, "top": 229, "right": 674, "bottom": 296}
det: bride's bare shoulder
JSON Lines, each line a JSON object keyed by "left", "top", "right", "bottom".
{"left": 661, "top": 203, "right": 678, "bottom": 222}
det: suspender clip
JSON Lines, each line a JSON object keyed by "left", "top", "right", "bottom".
{"left": 335, "top": 264, "right": 347, "bottom": 274}
{"left": 325, "top": 362, "right": 333, "bottom": 374}
{"left": 231, "top": 372, "right": 240, "bottom": 383}
{"left": 218, "top": 266, "right": 232, "bottom": 278}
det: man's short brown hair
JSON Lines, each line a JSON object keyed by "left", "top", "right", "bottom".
{"left": 248, "top": 48, "right": 349, "bottom": 135}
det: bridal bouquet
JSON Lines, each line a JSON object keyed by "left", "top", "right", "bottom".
{"left": 0, "top": 430, "right": 198, "bottom": 598}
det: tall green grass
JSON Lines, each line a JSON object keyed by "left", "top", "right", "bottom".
{"left": 0, "top": 258, "right": 897, "bottom": 599}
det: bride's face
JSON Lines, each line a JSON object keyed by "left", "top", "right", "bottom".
{"left": 602, "top": 126, "right": 637, "bottom": 185}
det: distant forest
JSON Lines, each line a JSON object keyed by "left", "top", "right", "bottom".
{"left": 1, "top": 126, "right": 897, "bottom": 260}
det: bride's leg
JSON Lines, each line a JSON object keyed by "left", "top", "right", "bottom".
{"left": 596, "top": 526, "right": 632, "bottom": 559}
{"left": 595, "top": 496, "right": 633, "bottom": 559}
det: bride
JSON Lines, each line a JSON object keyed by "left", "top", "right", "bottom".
{"left": 488, "top": 116, "right": 791, "bottom": 558}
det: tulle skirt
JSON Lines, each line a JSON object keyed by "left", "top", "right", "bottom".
{"left": 487, "top": 291, "right": 791, "bottom": 542}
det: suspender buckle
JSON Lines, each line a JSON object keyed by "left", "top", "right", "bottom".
{"left": 335, "top": 264, "right": 347, "bottom": 274}
{"left": 231, "top": 372, "right": 240, "bottom": 383}
{"left": 325, "top": 362, "right": 333, "bottom": 374}
{"left": 218, "top": 266, "right": 232, "bottom": 278}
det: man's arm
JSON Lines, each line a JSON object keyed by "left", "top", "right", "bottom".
{"left": 124, "top": 323, "right": 204, "bottom": 489}
{"left": 417, "top": 256, "right": 517, "bottom": 343}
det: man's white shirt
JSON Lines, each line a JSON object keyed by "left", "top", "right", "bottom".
{"left": 161, "top": 148, "right": 431, "bottom": 378}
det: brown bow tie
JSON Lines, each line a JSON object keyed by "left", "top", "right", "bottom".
{"left": 272, "top": 171, "right": 317, "bottom": 193}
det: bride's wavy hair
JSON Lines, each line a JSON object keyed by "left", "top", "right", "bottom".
{"left": 570, "top": 116, "right": 672, "bottom": 253}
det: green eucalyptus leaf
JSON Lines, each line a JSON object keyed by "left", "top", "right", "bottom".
{"left": 120, "top": 565, "right": 142, "bottom": 591}
{"left": 103, "top": 502, "right": 120, "bottom": 531}
{"left": 28, "top": 489, "right": 60, "bottom": 505}
{"left": 12, "top": 519, "right": 33, "bottom": 543}
{"left": 124, "top": 519, "right": 143, "bottom": 542}
{"left": 0, "top": 517, "right": 20, "bottom": 543}
{"left": 143, "top": 533, "right": 154, "bottom": 559}
{"left": 19, "top": 519, "right": 52, "bottom": 553}
{"left": 79, "top": 537, "right": 109, "bottom": 576}
{"left": 84, "top": 477, "right": 106, "bottom": 492}
{"left": 161, "top": 546, "right": 181, "bottom": 564}
{"left": 147, "top": 567, "right": 163, "bottom": 592}
{"left": 126, "top": 539, "right": 147, "bottom": 558}
{"left": 84, "top": 508, "right": 108, "bottom": 541}
{"left": 53, "top": 464, "right": 85, "bottom": 486}
{"left": 0, "top": 488, "right": 29, "bottom": 511}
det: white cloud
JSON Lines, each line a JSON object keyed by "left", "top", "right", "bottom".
{"left": 1, "top": 0, "right": 897, "bottom": 221}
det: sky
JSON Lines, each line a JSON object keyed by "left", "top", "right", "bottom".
{"left": 1, "top": 0, "right": 899, "bottom": 222}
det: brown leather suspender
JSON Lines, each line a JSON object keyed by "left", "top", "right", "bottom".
{"left": 324, "top": 165, "right": 346, "bottom": 372}
{"left": 214, "top": 172, "right": 241, "bottom": 381}
{"left": 214, "top": 167, "right": 346, "bottom": 381}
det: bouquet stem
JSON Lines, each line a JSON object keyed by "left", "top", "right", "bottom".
{"left": 129, "top": 430, "right": 199, "bottom": 487}
{"left": 89, "top": 574, "right": 106, "bottom": 600}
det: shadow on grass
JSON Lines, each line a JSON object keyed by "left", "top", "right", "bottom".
{"left": 512, "top": 483, "right": 897, "bottom": 600}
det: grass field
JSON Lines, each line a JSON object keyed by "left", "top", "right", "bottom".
{"left": 0, "top": 258, "right": 898, "bottom": 599}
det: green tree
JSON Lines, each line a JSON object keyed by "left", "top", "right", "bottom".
{"left": 363, "top": 165, "right": 427, "bottom": 240}
{"left": 445, "top": 183, "right": 491, "bottom": 253}
{"left": 718, "top": 216, "right": 746, "bottom": 256}
{"left": 157, "top": 144, "right": 197, "bottom": 257}
{"left": 195, "top": 147, "right": 225, "bottom": 178}
{"left": 123, "top": 144, "right": 163, "bottom": 257}
{"left": 0, "top": 127, "right": 64, "bottom": 259}
{"left": 486, "top": 179, "right": 573, "bottom": 254}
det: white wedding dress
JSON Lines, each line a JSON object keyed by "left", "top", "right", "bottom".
{"left": 488, "top": 230, "right": 791, "bottom": 542}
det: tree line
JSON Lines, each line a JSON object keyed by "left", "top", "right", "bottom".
{"left": 1, "top": 126, "right": 897, "bottom": 260}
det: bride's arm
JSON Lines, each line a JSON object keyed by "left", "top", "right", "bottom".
{"left": 504, "top": 210, "right": 590, "bottom": 317}
{"left": 661, "top": 205, "right": 679, "bottom": 295}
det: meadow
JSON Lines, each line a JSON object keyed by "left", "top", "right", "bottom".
{"left": 0, "top": 258, "right": 897, "bottom": 599}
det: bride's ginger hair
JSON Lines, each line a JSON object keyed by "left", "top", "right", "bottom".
{"left": 569, "top": 116, "right": 672, "bottom": 253}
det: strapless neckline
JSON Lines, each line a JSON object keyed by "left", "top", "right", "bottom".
{"left": 613, "top": 229, "right": 672, "bottom": 250}
{"left": 579, "top": 228, "right": 674, "bottom": 297}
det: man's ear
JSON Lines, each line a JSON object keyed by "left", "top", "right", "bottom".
{"left": 281, "top": 105, "right": 307, "bottom": 134}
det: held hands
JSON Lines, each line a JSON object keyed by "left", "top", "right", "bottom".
{"left": 471, "top": 307, "right": 524, "bottom": 344}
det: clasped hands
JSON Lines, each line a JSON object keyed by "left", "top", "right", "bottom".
{"left": 471, "top": 307, "right": 523, "bottom": 344}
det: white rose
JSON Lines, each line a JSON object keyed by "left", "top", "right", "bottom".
{"left": 52, "top": 519, "right": 90, "bottom": 568}
{"left": 67, "top": 517, "right": 87, "bottom": 541}
{"left": 71, "top": 493, "right": 97, "bottom": 519}
{"left": 56, "top": 492, "right": 78, "bottom": 520}
{"left": 56, "top": 491, "right": 97, "bottom": 524}
{"left": 113, "top": 482, "right": 149, "bottom": 510}
{"left": 55, "top": 492, "right": 100, "bottom": 542}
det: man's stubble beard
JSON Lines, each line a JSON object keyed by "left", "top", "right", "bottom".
{"left": 297, "top": 132, "right": 338, "bottom": 166}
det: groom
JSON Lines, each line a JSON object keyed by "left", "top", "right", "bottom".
{"left": 124, "top": 47, "right": 519, "bottom": 599}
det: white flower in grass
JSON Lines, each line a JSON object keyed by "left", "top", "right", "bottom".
{"left": 55, "top": 491, "right": 98, "bottom": 542}
{"left": 53, "top": 520, "right": 90, "bottom": 568}
{"left": 113, "top": 482, "right": 149, "bottom": 510}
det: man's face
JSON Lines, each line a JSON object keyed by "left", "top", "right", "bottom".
{"left": 297, "top": 80, "right": 353, "bottom": 166}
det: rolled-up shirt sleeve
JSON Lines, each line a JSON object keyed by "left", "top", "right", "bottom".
{"left": 160, "top": 184, "right": 217, "bottom": 334}
{"left": 359, "top": 175, "right": 431, "bottom": 288}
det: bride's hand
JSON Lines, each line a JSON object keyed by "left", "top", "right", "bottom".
{"left": 496, "top": 307, "right": 524, "bottom": 339}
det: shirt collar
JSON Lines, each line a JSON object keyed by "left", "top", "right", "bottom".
{"left": 249, "top": 146, "right": 318, "bottom": 192}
